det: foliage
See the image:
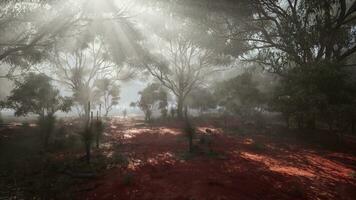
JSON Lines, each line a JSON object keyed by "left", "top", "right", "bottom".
{"left": 6, "top": 73, "right": 72, "bottom": 147}
{"left": 215, "top": 72, "right": 264, "bottom": 120}
{"left": 133, "top": 18, "right": 228, "bottom": 118}
{"left": 146, "top": 0, "right": 356, "bottom": 133}
{"left": 186, "top": 87, "right": 217, "bottom": 114}
{"left": 270, "top": 63, "right": 356, "bottom": 130}
{"left": 122, "top": 173, "right": 134, "bottom": 186}
{"left": 6, "top": 73, "right": 72, "bottom": 117}
{"left": 94, "top": 78, "right": 120, "bottom": 117}
{"left": 137, "top": 83, "right": 168, "bottom": 121}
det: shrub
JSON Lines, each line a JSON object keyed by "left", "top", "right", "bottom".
{"left": 122, "top": 173, "right": 134, "bottom": 186}
{"left": 199, "top": 134, "right": 213, "bottom": 154}
{"left": 22, "top": 121, "right": 30, "bottom": 127}
{"left": 250, "top": 142, "right": 266, "bottom": 152}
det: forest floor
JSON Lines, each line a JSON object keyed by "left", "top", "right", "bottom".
{"left": 77, "top": 118, "right": 356, "bottom": 200}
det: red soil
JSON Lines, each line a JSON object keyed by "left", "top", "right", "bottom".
{"left": 78, "top": 119, "right": 356, "bottom": 200}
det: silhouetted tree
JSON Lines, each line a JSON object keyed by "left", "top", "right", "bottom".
{"left": 186, "top": 87, "right": 217, "bottom": 115}
{"left": 6, "top": 73, "right": 72, "bottom": 147}
{"left": 134, "top": 83, "right": 169, "bottom": 121}
{"left": 215, "top": 72, "right": 264, "bottom": 121}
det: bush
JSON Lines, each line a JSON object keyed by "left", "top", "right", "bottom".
{"left": 22, "top": 121, "right": 30, "bottom": 127}
{"left": 250, "top": 142, "right": 266, "bottom": 152}
{"left": 199, "top": 134, "right": 213, "bottom": 154}
{"left": 122, "top": 173, "right": 134, "bottom": 186}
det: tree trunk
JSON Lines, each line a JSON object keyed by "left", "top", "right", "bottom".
{"left": 284, "top": 113, "right": 290, "bottom": 129}
{"left": 351, "top": 114, "right": 355, "bottom": 135}
{"left": 188, "top": 133, "right": 193, "bottom": 153}
{"left": 85, "top": 143, "right": 91, "bottom": 164}
{"left": 177, "top": 96, "right": 184, "bottom": 119}
{"left": 297, "top": 113, "right": 304, "bottom": 130}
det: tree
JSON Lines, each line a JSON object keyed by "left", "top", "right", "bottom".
{"left": 50, "top": 39, "right": 116, "bottom": 117}
{"left": 0, "top": 0, "right": 78, "bottom": 66}
{"left": 94, "top": 78, "right": 120, "bottom": 117}
{"left": 270, "top": 63, "right": 356, "bottom": 130}
{"left": 147, "top": 0, "right": 356, "bottom": 67}
{"left": 158, "top": 89, "right": 169, "bottom": 118}
{"left": 0, "top": 0, "right": 144, "bottom": 74}
{"left": 136, "top": 21, "right": 226, "bottom": 119}
{"left": 136, "top": 83, "right": 168, "bottom": 121}
{"left": 215, "top": 72, "right": 264, "bottom": 121}
{"left": 148, "top": 0, "right": 356, "bottom": 132}
{"left": 6, "top": 73, "right": 72, "bottom": 147}
{"left": 186, "top": 87, "right": 217, "bottom": 115}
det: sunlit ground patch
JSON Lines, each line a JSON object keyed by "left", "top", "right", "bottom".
{"left": 196, "top": 127, "right": 222, "bottom": 134}
{"left": 243, "top": 138, "right": 254, "bottom": 145}
{"left": 157, "top": 128, "right": 181, "bottom": 135}
{"left": 305, "top": 154, "right": 354, "bottom": 181}
{"left": 147, "top": 152, "right": 176, "bottom": 166}
{"left": 240, "top": 152, "right": 315, "bottom": 178}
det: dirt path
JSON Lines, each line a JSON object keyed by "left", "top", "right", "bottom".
{"left": 79, "top": 119, "right": 356, "bottom": 200}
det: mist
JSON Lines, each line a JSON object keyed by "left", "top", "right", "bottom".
{"left": 0, "top": 0, "right": 356, "bottom": 199}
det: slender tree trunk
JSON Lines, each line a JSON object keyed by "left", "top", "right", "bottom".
{"left": 184, "top": 106, "right": 193, "bottom": 153}
{"left": 96, "top": 111, "right": 99, "bottom": 148}
{"left": 85, "top": 103, "right": 92, "bottom": 164}
{"left": 297, "top": 113, "right": 304, "bottom": 130}
{"left": 284, "top": 113, "right": 290, "bottom": 129}
{"left": 188, "top": 133, "right": 193, "bottom": 153}
{"left": 177, "top": 95, "right": 184, "bottom": 119}
{"left": 351, "top": 114, "right": 355, "bottom": 135}
{"left": 86, "top": 143, "right": 91, "bottom": 164}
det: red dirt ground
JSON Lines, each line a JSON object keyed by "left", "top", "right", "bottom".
{"left": 78, "top": 119, "right": 356, "bottom": 200}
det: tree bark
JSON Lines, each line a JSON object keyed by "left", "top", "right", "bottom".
{"left": 352, "top": 114, "right": 355, "bottom": 135}
{"left": 85, "top": 143, "right": 91, "bottom": 164}
{"left": 284, "top": 113, "right": 290, "bottom": 129}
{"left": 177, "top": 96, "right": 184, "bottom": 119}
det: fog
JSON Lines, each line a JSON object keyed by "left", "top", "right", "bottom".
{"left": 0, "top": 0, "right": 356, "bottom": 199}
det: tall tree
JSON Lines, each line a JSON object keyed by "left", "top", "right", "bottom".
{"left": 136, "top": 19, "right": 227, "bottom": 118}
{"left": 50, "top": 39, "right": 115, "bottom": 117}
{"left": 93, "top": 78, "right": 120, "bottom": 117}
